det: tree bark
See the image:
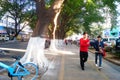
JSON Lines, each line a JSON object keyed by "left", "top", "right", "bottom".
{"left": 33, "top": 0, "right": 64, "bottom": 38}
{"left": 32, "top": 0, "right": 50, "bottom": 37}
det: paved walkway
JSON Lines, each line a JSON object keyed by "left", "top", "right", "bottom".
{"left": 41, "top": 44, "right": 120, "bottom": 80}
{"left": 0, "top": 41, "right": 120, "bottom": 80}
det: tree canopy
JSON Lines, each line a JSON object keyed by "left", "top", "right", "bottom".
{"left": 0, "top": 0, "right": 120, "bottom": 38}
{"left": 57, "top": 0, "right": 120, "bottom": 38}
{"left": 0, "top": 0, "right": 36, "bottom": 38}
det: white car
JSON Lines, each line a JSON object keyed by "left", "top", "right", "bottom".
{"left": 0, "top": 34, "right": 9, "bottom": 41}
{"left": 104, "top": 41, "right": 111, "bottom": 46}
{"left": 103, "top": 37, "right": 117, "bottom": 46}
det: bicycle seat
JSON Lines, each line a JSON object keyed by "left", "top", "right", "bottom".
{"left": 11, "top": 56, "right": 21, "bottom": 60}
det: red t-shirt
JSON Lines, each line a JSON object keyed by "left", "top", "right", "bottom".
{"left": 80, "top": 38, "right": 90, "bottom": 52}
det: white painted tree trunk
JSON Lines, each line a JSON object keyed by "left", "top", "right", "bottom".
{"left": 49, "top": 39, "right": 57, "bottom": 51}
{"left": 49, "top": 2, "right": 62, "bottom": 51}
{"left": 49, "top": 39, "right": 64, "bottom": 51}
{"left": 20, "top": 37, "right": 48, "bottom": 69}
{"left": 56, "top": 39, "right": 64, "bottom": 46}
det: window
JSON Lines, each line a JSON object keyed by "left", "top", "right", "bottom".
{"left": 103, "top": 38, "right": 108, "bottom": 42}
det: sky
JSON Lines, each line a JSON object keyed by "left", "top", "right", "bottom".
{"left": 115, "top": 1, "right": 120, "bottom": 26}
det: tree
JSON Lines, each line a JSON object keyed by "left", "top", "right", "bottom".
{"left": 20, "top": 0, "right": 65, "bottom": 72}
{"left": 102, "top": 0, "right": 118, "bottom": 27}
{"left": 56, "top": 0, "right": 120, "bottom": 38}
{"left": 19, "top": 0, "right": 120, "bottom": 76}
{"left": 1, "top": 0, "right": 120, "bottom": 74}
{"left": 56, "top": 0, "right": 104, "bottom": 39}
{"left": 0, "top": 0, "right": 36, "bottom": 39}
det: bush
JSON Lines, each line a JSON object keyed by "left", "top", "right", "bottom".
{"left": 104, "top": 46, "right": 112, "bottom": 52}
{"left": 115, "top": 53, "right": 120, "bottom": 58}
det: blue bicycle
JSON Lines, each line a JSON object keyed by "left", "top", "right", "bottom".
{"left": 0, "top": 56, "right": 38, "bottom": 80}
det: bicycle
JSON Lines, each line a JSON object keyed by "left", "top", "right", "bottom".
{"left": 0, "top": 56, "right": 38, "bottom": 80}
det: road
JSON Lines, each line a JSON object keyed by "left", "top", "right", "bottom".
{"left": 42, "top": 43, "right": 120, "bottom": 80}
{"left": 0, "top": 41, "right": 120, "bottom": 80}
{"left": 0, "top": 41, "right": 27, "bottom": 70}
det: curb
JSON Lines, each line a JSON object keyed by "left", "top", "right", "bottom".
{"left": 105, "top": 58, "right": 120, "bottom": 66}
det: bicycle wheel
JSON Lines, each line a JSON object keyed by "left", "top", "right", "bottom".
{"left": 20, "top": 63, "right": 38, "bottom": 80}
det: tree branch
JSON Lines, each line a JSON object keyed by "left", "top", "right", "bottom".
{"left": 49, "top": 0, "right": 64, "bottom": 13}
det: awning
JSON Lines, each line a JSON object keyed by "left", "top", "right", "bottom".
{"left": 0, "top": 26, "right": 7, "bottom": 33}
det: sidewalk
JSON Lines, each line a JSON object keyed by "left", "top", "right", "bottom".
{"left": 41, "top": 44, "right": 120, "bottom": 80}
{"left": 0, "top": 42, "right": 120, "bottom": 80}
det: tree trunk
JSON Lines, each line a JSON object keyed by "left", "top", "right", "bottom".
{"left": 32, "top": 0, "right": 50, "bottom": 37}
{"left": 20, "top": 0, "right": 64, "bottom": 72}
{"left": 49, "top": 3, "right": 62, "bottom": 51}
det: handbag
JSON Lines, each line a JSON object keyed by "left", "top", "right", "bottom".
{"left": 102, "top": 49, "right": 106, "bottom": 57}
{"left": 99, "top": 48, "right": 106, "bottom": 57}
{"left": 98, "top": 41, "right": 106, "bottom": 57}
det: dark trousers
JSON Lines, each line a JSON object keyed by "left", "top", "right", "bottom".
{"left": 80, "top": 51, "right": 88, "bottom": 69}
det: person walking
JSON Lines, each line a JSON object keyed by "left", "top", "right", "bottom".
{"left": 94, "top": 35, "right": 104, "bottom": 70}
{"left": 79, "top": 32, "right": 90, "bottom": 70}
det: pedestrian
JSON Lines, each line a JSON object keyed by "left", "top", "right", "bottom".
{"left": 45, "top": 39, "right": 51, "bottom": 49}
{"left": 79, "top": 32, "right": 90, "bottom": 70}
{"left": 64, "top": 39, "right": 68, "bottom": 45}
{"left": 93, "top": 35, "right": 104, "bottom": 70}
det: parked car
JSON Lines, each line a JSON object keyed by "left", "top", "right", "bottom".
{"left": 104, "top": 41, "right": 111, "bottom": 46}
{"left": 0, "top": 34, "right": 9, "bottom": 41}
{"left": 103, "top": 37, "right": 117, "bottom": 46}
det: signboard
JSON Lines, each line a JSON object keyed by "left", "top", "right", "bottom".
{"left": 110, "top": 27, "right": 119, "bottom": 37}
{"left": 103, "top": 27, "right": 120, "bottom": 38}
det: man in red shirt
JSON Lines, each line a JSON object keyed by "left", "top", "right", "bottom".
{"left": 79, "top": 32, "right": 90, "bottom": 70}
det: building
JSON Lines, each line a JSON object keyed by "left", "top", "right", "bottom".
{"left": 0, "top": 13, "right": 33, "bottom": 40}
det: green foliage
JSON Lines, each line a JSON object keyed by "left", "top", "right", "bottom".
{"left": 45, "top": 0, "right": 54, "bottom": 8}
{"left": 59, "top": 0, "right": 105, "bottom": 37}
{"left": 58, "top": 0, "right": 120, "bottom": 38}
{"left": 1, "top": 0, "right": 120, "bottom": 39}
{"left": 105, "top": 46, "right": 112, "bottom": 52}
{"left": 29, "top": 14, "right": 37, "bottom": 30}
{"left": 102, "top": 0, "right": 120, "bottom": 28}
{"left": 0, "top": 0, "right": 36, "bottom": 36}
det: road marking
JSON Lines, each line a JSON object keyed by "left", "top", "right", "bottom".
{"left": 58, "top": 54, "right": 64, "bottom": 80}
{"left": 0, "top": 47, "right": 26, "bottom": 52}
{"left": 88, "top": 61, "right": 110, "bottom": 80}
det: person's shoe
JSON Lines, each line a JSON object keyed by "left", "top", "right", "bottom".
{"left": 95, "top": 64, "right": 98, "bottom": 67}
{"left": 99, "top": 67, "right": 102, "bottom": 69}
{"left": 81, "top": 67, "right": 84, "bottom": 70}
{"left": 98, "top": 67, "right": 102, "bottom": 71}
